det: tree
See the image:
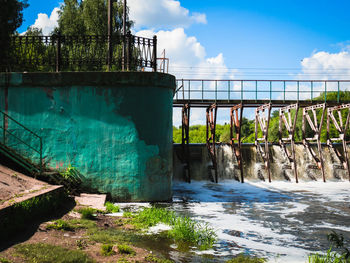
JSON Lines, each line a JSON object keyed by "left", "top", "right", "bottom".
{"left": 56, "top": 0, "right": 133, "bottom": 36}
{"left": 0, "top": 0, "right": 28, "bottom": 70}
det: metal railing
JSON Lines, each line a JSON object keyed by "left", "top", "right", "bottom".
{"left": 0, "top": 110, "right": 42, "bottom": 174}
{"left": 174, "top": 79, "right": 350, "bottom": 103}
{"left": 4, "top": 32, "right": 157, "bottom": 72}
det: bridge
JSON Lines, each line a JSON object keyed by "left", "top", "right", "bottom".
{"left": 173, "top": 79, "right": 350, "bottom": 184}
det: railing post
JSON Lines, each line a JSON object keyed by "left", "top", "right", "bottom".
{"left": 126, "top": 31, "right": 132, "bottom": 71}
{"left": 56, "top": 32, "right": 61, "bottom": 72}
{"left": 153, "top": 35, "right": 157, "bottom": 72}
{"left": 40, "top": 137, "right": 43, "bottom": 175}
{"left": 107, "top": 0, "right": 112, "bottom": 72}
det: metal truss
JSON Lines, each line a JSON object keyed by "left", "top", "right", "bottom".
{"left": 279, "top": 103, "right": 299, "bottom": 183}
{"left": 302, "top": 103, "right": 326, "bottom": 182}
{"left": 230, "top": 104, "right": 244, "bottom": 183}
{"left": 255, "top": 103, "right": 272, "bottom": 182}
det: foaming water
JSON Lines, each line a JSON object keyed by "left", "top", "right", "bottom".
{"left": 169, "top": 180, "right": 350, "bottom": 262}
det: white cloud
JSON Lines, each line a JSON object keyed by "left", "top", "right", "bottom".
{"left": 128, "top": 0, "right": 207, "bottom": 30}
{"left": 300, "top": 49, "right": 350, "bottom": 80}
{"left": 30, "top": 7, "right": 59, "bottom": 35}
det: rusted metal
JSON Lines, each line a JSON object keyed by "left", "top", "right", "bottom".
{"left": 327, "top": 104, "right": 350, "bottom": 181}
{"left": 206, "top": 104, "right": 218, "bottom": 183}
{"left": 255, "top": 103, "right": 272, "bottom": 182}
{"left": 302, "top": 103, "right": 326, "bottom": 182}
{"left": 230, "top": 104, "right": 244, "bottom": 183}
{"left": 279, "top": 103, "right": 299, "bottom": 183}
{"left": 181, "top": 104, "right": 191, "bottom": 183}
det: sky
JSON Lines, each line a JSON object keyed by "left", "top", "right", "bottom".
{"left": 18, "top": 0, "right": 350, "bottom": 125}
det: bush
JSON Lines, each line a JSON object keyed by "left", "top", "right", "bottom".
{"left": 100, "top": 244, "right": 115, "bottom": 256}
{"left": 117, "top": 244, "right": 135, "bottom": 255}
{"left": 105, "top": 202, "right": 120, "bottom": 213}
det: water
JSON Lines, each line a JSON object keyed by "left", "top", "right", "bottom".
{"left": 169, "top": 179, "right": 350, "bottom": 262}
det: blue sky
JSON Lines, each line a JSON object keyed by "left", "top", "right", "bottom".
{"left": 18, "top": 0, "right": 350, "bottom": 124}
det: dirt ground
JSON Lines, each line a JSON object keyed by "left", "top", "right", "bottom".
{"left": 0, "top": 203, "right": 173, "bottom": 263}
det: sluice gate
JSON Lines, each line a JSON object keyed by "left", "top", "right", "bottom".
{"left": 174, "top": 79, "right": 350, "bottom": 183}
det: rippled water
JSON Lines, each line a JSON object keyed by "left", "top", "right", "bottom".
{"left": 168, "top": 180, "right": 350, "bottom": 262}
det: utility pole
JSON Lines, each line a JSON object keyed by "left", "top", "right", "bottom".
{"left": 122, "top": 0, "right": 127, "bottom": 70}
{"left": 107, "top": 0, "right": 113, "bottom": 71}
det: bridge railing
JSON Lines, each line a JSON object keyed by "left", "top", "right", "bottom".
{"left": 174, "top": 79, "right": 350, "bottom": 103}
{"left": 4, "top": 32, "right": 157, "bottom": 72}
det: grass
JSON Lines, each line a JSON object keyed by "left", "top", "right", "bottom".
{"left": 100, "top": 244, "right": 115, "bottom": 256}
{"left": 226, "top": 254, "right": 267, "bottom": 263}
{"left": 117, "top": 244, "right": 135, "bottom": 255}
{"left": 77, "top": 207, "right": 97, "bottom": 220}
{"left": 126, "top": 207, "right": 217, "bottom": 250}
{"left": 88, "top": 227, "right": 139, "bottom": 244}
{"left": 145, "top": 254, "right": 174, "bottom": 263}
{"left": 46, "top": 219, "right": 74, "bottom": 231}
{"left": 0, "top": 257, "right": 11, "bottom": 263}
{"left": 14, "top": 243, "right": 94, "bottom": 263}
{"left": 105, "top": 202, "right": 120, "bottom": 213}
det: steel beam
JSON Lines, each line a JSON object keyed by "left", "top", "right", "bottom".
{"left": 279, "top": 103, "right": 299, "bottom": 183}
{"left": 230, "top": 104, "right": 244, "bottom": 183}
{"left": 302, "top": 103, "right": 326, "bottom": 182}
{"left": 255, "top": 103, "right": 272, "bottom": 182}
{"left": 206, "top": 104, "right": 218, "bottom": 183}
{"left": 327, "top": 103, "right": 350, "bottom": 181}
{"left": 181, "top": 103, "right": 191, "bottom": 183}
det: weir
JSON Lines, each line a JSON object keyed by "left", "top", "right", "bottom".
{"left": 174, "top": 79, "right": 350, "bottom": 183}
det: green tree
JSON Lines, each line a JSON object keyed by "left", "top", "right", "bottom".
{"left": 0, "top": 0, "right": 28, "bottom": 71}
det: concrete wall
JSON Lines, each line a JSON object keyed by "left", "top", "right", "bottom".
{"left": 0, "top": 72, "right": 175, "bottom": 201}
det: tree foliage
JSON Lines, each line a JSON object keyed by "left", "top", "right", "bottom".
{"left": 0, "top": 0, "right": 28, "bottom": 70}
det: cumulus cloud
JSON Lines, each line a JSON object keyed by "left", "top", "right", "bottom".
{"left": 31, "top": 7, "right": 59, "bottom": 35}
{"left": 128, "top": 0, "right": 207, "bottom": 30}
{"left": 135, "top": 28, "right": 236, "bottom": 126}
{"left": 300, "top": 49, "right": 350, "bottom": 80}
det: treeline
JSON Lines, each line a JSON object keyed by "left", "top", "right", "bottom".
{"left": 173, "top": 91, "right": 350, "bottom": 144}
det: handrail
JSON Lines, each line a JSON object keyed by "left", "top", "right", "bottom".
{"left": 174, "top": 79, "right": 350, "bottom": 103}
{"left": 0, "top": 110, "right": 42, "bottom": 174}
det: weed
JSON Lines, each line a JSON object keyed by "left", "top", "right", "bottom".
{"left": 226, "top": 254, "right": 266, "bottom": 263}
{"left": 308, "top": 231, "right": 350, "bottom": 262}
{"left": 76, "top": 239, "right": 88, "bottom": 250}
{"left": 70, "top": 219, "right": 97, "bottom": 229}
{"left": 123, "top": 211, "right": 134, "bottom": 218}
{"left": 0, "top": 257, "right": 11, "bottom": 263}
{"left": 129, "top": 207, "right": 217, "bottom": 250}
{"left": 100, "top": 244, "right": 115, "bottom": 256}
{"left": 105, "top": 202, "right": 120, "bottom": 213}
{"left": 117, "top": 258, "right": 130, "bottom": 263}
{"left": 88, "top": 228, "right": 139, "bottom": 244}
{"left": 14, "top": 243, "right": 94, "bottom": 263}
{"left": 117, "top": 244, "right": 135, "bottom": 255}
{"left": 46, "top": 219, "right": 74, "bottom": 231}
{"left": 78, "top": 207, "right": 97, "bottom": 220}
{"left": 145, "top": 254, "right": 174, "bottom": 263}
{"left": 169, "top": 216, "right": 217, "bottom": 250}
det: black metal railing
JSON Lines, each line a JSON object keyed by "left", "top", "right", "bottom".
{"left": 0, "top": 110, "right": 42, "bottom": 174}
{"left": 5, "top": 32, "right": 157, "bottom": 72}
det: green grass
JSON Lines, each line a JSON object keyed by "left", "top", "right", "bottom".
{"left": 169, "top": 216, "right": 216, "bottom": 250}
{"left": 100, "top": 244, "right": 115, "bottom": 256}
{"left": 105, "top": 202, "right": 120, "bottom": 213}
{"left": 308, "top": 249, "right": 350, "bottom": 263}
{"left": 226, "top": 254, "right": 266, "bottom": 263}
{"left": 0, "top": 257, "right": 11, "bottom": 263}
{"left": 145, "top": 254, "right": 173, "bottom": 263}
{"left": 88, "top": 227, "right": 139, "bottom": 244}
{"left": 46, "top": 219, "right": 74, "bottom": 231}
{"left": 128, "top": 207, "right": 217, "bottom": 250}
{"left": 77, "top": 207, "right": 97, "bottom": 220}
{"left": 14, "top": 243, "right": 94, "bottom": 263}
{"left": 117, "top": 244, "right": 135, "bottom": 255}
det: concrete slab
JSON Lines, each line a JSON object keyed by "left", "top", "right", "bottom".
{"left": 75, "top": 193, "right": 106, "bottom": 211}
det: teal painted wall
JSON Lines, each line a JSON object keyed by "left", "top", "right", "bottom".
{"left": 0, "top": 72, "right": 175, "bottom": 201}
